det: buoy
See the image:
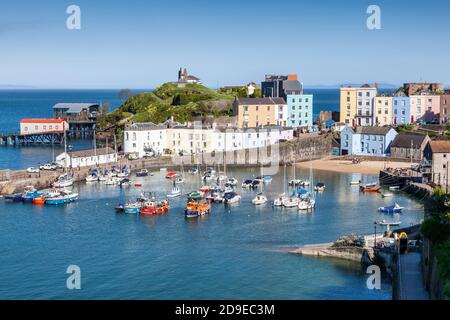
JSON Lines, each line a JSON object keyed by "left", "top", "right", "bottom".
{"left": 134, "top": 183, "right": 142, "bottom": 187}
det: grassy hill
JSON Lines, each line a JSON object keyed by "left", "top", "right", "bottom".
{"left": 97, "top": 83, "right": 236, "bottom": 131}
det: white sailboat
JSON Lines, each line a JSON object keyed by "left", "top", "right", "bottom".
{"left": 253, "top": 162, "right": 268, "bottom": 205}
{"left": 274, "top": 164, "right": 288, "bottom": 207}
{"left": 299, "top": 165, "right": 316, "bottom": 211}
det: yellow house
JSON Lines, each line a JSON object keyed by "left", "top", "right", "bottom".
{"left": 374, "top": 95, "right": 393, "bottom": 126}
{"left": 232, "top": 97, "right": 287, "bottom": 128}
{"left": 340, "top": 87, "right": 357, "bottom": 126}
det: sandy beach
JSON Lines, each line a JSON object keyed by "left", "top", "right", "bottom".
{"left": 297, "top": 157, "right": 414, "bottom": 175}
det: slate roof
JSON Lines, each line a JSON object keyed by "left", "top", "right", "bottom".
{"left": 69, "top": 147, "right": 115, "bottom": 158}
{"left": 235, "top": 97, "right": 286, "bottom": 105}
{"left": 391, "top": 133, "right": 429, "bottom": 148}
{"left": 53, "top": 103, "right": 99, "bottom": 114}
{"left": 354, "top": 126, "right": 395, "bottom": 135}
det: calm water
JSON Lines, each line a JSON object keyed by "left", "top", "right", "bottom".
{"left": 0, "top": 167, "right": 424, "bottom": 299}
{"left": 0, "top": 89, "right": 339, "bottom": 170}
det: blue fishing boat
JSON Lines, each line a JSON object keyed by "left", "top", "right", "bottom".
{"left": 124, "top": 203, "right": 141, "bottom": 214}
{"left": 45, "top": 190, "right": 78, "bottom": 205}
{"left": 378, "top": 203, "right": 404, "bottom": 214}
{"left": 4, "top": 194, "right": 23, "bottom": 202}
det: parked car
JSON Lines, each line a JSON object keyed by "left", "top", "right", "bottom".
{"left": 39, "top": 163, "right": 57, "bottom": 170}
{"left": 26, "top": 167, "right": 40, "bottom": 173}
{"left": 143, "top": 151, "right": 154, "bottom": 158}
{"left": 128, "top": 153, "right": 139, "bottom": 160}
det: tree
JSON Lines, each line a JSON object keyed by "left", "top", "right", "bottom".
{"left": 118, "top": 88, "right": 132, "bottom": 102}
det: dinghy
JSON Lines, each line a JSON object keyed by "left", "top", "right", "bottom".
{"left": 252, "top": 193, "right": 268, "bottom": 205}
{"left": 224, "top": 191, "right": 241, "bottom": 204}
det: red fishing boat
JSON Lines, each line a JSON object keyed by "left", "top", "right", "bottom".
{"left": 140, "top": 200, "right": 170, "bottom": 215}
{"left": 165, "top": 171, "right": 177, "bottom": 179}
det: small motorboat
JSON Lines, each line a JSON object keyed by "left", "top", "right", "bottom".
{"left": 389, "top": 186, "right": 401, "bottom": 191}
{"left": 45, "top": 190, "right": 78, "bottom": 205}
{"left": 199, "top": 186, "right": 211, "bottom": 193}
{"left": 273, "top": 194, "right": 288, "bottom": 207}
{"left": 136, "top": 169, "right": 149, "bottom": 177}
{"left": 115, "top": 204, "right": 125, "bottom": 212}
{"left": 124, "top": 202, "right": 141, "bottom": 214}
{"left": 224, "top": 191, "right": 241, "bottom": 204}
{"left": 160, "top": 167, "right": 167, "bottom": 172}
{"left": 188, "top": 191, "right": 202, "bottom": 200}
{"left": 360, "top": 186, "right": 381, "bottom": 193}
{"left": 227, "top": 178, "right": 238, "bottom": 186}
{"left": 174, "top": 177, "right": 185, "bottom": 184}
{"left": 314, "top": 183, "right": 326, "bottom": 192}
{"left": 165, "top": 171, "right": 177, "bottom": 179}
{"left": 282, "top": 197, "right": 299, "bottom": 208}
{"left": 86, "top": 174, "right": 98, "bottom": 183}
{"left": 298, "top": 198, "right": 316, "bottom": 210}
{"left": 53, "top": 174, "right": 74, "bottom": 188}
{"left": 378, "top": 203, "right": 404, "bottom": 214}
{"left": 350, "top": 180, "right": 361, "bottom": 186}
{"left": 241, "top": 179, "right": 253, "bottom": 188}
{"left": 382, "top": 193, "right": 393, "bottom": 198}
{"left": 263, "top": 176, "right": 273, "bottom": 184}
{"left": 300, "top": 180, "right": 310, "bottom": 186}
{"left": 252, "top": 193, "right": 268, "bottom": 205}
{"left": 189, "top": 168, "right": 199, "bottom": 175}
{"left": 119, "top": 178, "right": 132, "bottom": 187}
{"left": 167, "top": 186, "right": 181, "bottom": 198}
{"left": 33, "top": 195, "right": 46, "bottom": 205}
{"left": 4, "top": 193, "right": 23, "bottom": 202}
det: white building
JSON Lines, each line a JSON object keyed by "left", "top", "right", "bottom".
{"left": 123, "top": 122, "right": 294, "bottom": 158}
{"left": 56, "top": 147, "right": 118, "bottom": 168}
{"left": 20, "top": 119, "right": 68, "bottom": 135}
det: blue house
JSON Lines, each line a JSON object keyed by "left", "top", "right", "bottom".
{"left": 340, "top": 126, "right": 398, "bottom": 156}
{"left": 392, "top": 95, "right": 411, "bottom": 125}
{"left": 287, "top": 93, "right": 313, "bottom": 130}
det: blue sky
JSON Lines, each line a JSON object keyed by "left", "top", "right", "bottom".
{"left": 1, "top": 0, "right": 449, "bottom": 89}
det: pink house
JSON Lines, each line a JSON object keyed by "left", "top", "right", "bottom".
{"left": 410, "top": 95, "right": 441, "bottom": 123}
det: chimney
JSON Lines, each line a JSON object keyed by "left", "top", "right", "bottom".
{"left": 288, "top": 74, "right": 298, "bottom": 81}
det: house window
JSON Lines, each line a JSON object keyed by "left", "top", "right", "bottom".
{"left": 244, "top": 106, "right": 248, "bottom": 112}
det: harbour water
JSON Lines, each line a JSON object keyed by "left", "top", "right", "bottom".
{"left": 0, "top": 167, "right": 424, "bottom": 299}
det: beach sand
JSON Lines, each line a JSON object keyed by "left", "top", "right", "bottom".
{"left": 297, "top": 158, "right": 414, "bottom": 175}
